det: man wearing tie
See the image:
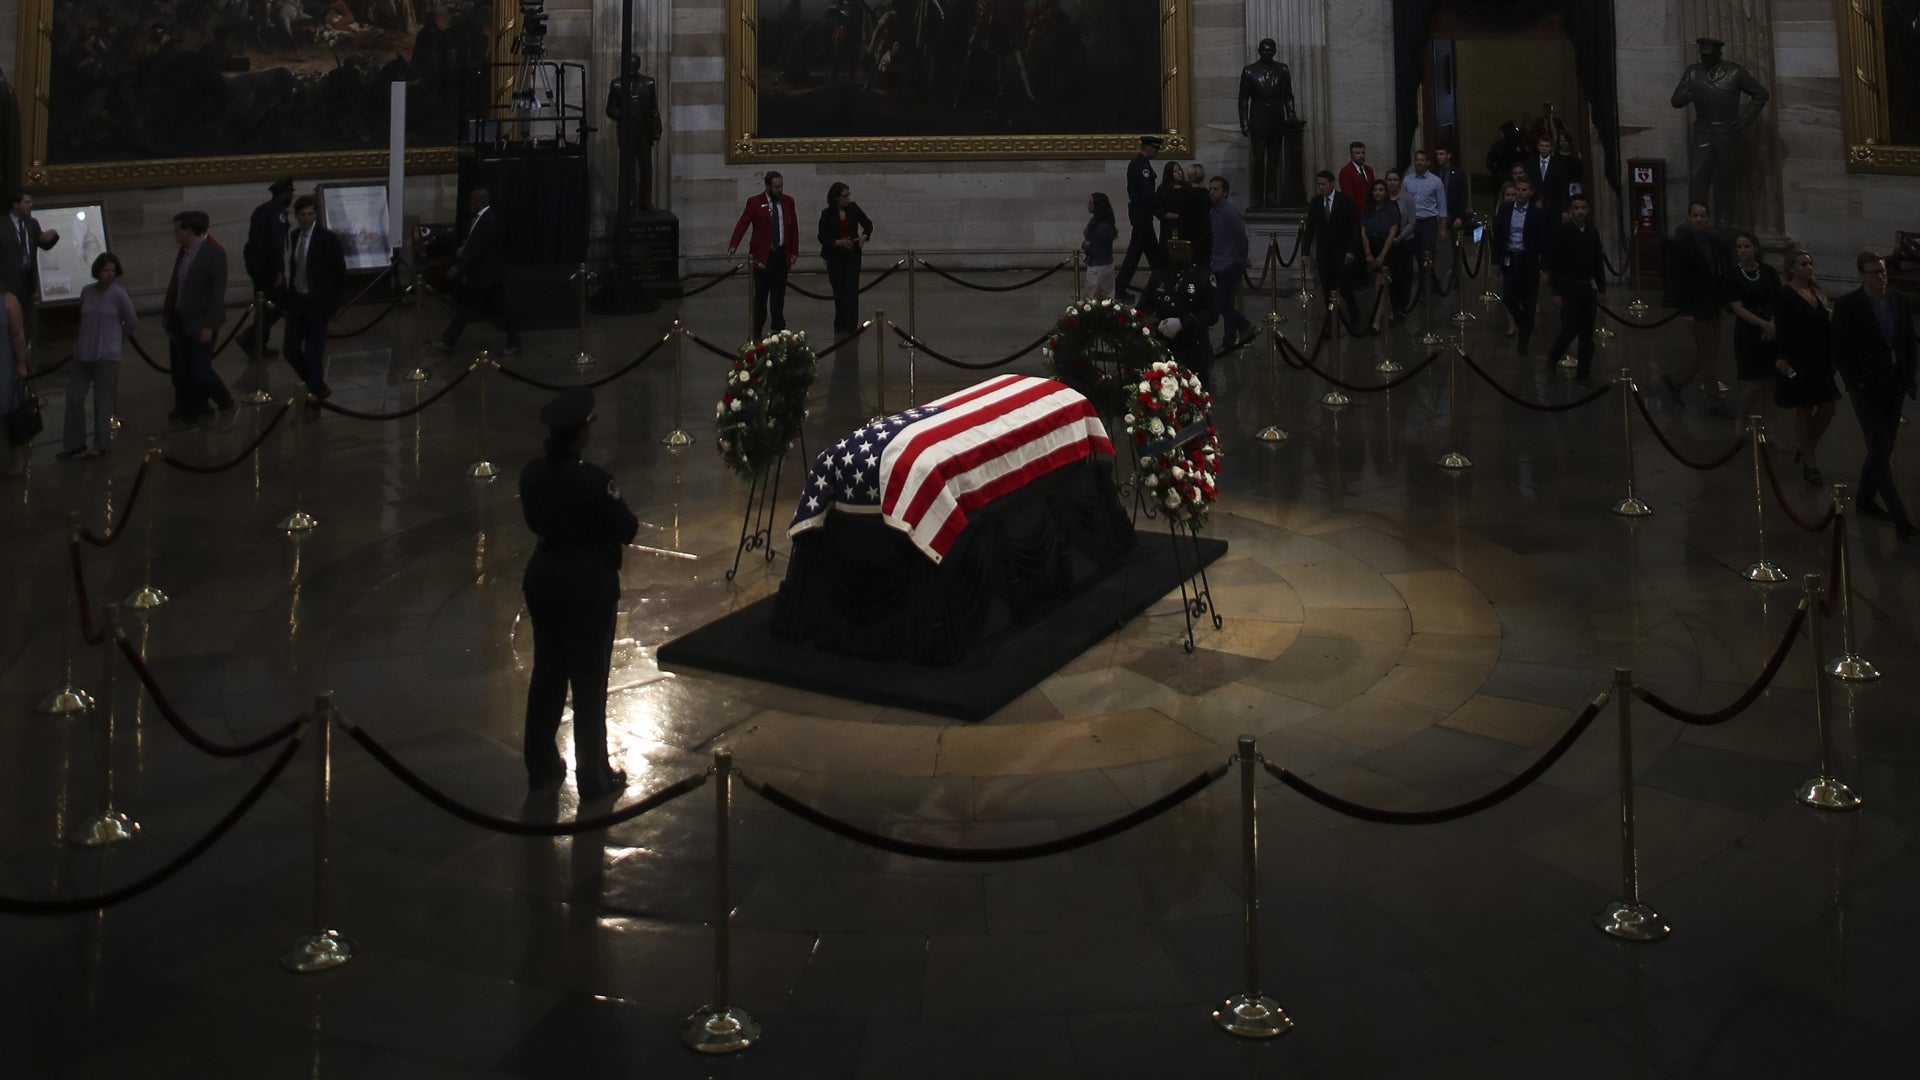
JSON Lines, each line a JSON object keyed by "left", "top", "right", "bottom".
{"left": 0, "top": 192, "right": 61, "bottom": 339}
{"left": 1491, "top": 179, "right": 1549, "bottom": 355}
{"left": 434, "top": 187, "right": 519, "bottom": 356}
{"left": 1299, "top": 170, "right": 1361, "bottom": 320}
{"left": 728, "top": 171, "right": 800, "bottom": 340}
{"left": 162, "top": 210, "right": 234, "bottom": 431}
{"left": 1526, "top": 135, "right": 1582, "bottom": 221}
{"left": 1337, "top": 142, "right": 1374, "bottom": 209}
{"left": 282, "top": 194, "right": 346, "bottom": 406}
{"left": 1831, "top": 251, "right": 1919, "bottom": 541}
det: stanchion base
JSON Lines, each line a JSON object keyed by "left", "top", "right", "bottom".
{"left": 1480, "top": 291, "right": 1502, "bottom": 304}
{"left": 242, "top": 389, "right": 275, "bottom": 405}
{"left": 683, "top": 1005, "right": 760, "bottom": 1054}
{"left": 1438, "top": 451, "right": 1473, "bottom": 470}
{"left": 400, "top": 367, "right": 431, "bottom": 383}
{"left": 1626, "top": 299, "right": 1650, "bottom": 317}
{"left": 36, "top": 686, "right": 93, "bottom": 715}
{"left": 109, "top": 415, "right": 122, "bottom": 431}
{"left": 1594, "top": 900, "right": 1669, "bottom": 941}
{"left": 279, "top": 511, "right": 319, "bottom": 533}
{"left": 1417, "top": 330, "right": 1446, "bottom": 346}
{"left": 1594, "top": 326, "right": 1617, "bottom": 343}
{"left": 1374, "top": 359, "right": 1404, "bottom": 375}
{"left": 1743, "top": 560, "right": 1790, "bottom": 584}
{"left": 124, "top": 585, "right": 170, "bottom": 610}
{"left": 1255, "top": 425, "right": 1288, "bottom": 443}
{"left": 1450, "top": 311, "right": 1477, "bottom": 327}
{"left": 661, "top": 430, "right": 695, "bottom": 448}
{"left": 1212, "top": 993, "right": 1293, "bottom": 1039}
{"left": 466, "top": 461, "right": 499, "bottom": 481}
{"left": 1557, "top": 355, "right": 1579, "bottom": 370}
{"left": 571, "top": 352, "right": 594, "bottom": 369}
{"left": 1713, "top": 381, "right": 1731, "bottom": 396}
{"left": 281, "top": 930, "right": 354, "bottom": 973}
{"left": 70, "top": 810, "right": 138, "bottom": 847}
{"left": 1825, "top": 654, "right": 1881, "bottom": 682}
{"left": 1612, "top": 498, "right": 1653, "bottom": 517}
{"left": 1319, "top": 391, "right": 1351, "bottom": 409}
{"left": 1796, "top": 776, "right": 1863, "bottom": 811}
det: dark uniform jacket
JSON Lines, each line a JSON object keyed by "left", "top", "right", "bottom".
{"left": 1831, "top": 288, "right": 1917, "bottom": 398}
{"left": 454, "top": 206, "right": 505, "bottom": 290}
{"left": 1145, "top": 265, "right": 1219, "bottom": 372}
{"left": 1126, "top": 153, "right": 1158, "bottom": 212}
{"left": 1665, "top": 227, "right": 1731, "bottom": 316}
{"left": 1548, "top": 221, "right": 1606, "bottom": 297}
{"left": 519, "top": 445, "right": 641, "bottom": 596}
{"left": 244, "top": 198, "right": 290, "bottom": 287}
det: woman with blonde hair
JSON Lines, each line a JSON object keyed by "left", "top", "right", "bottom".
{"left": 1772, "top": 248, "right": 1841, "bottom": 485}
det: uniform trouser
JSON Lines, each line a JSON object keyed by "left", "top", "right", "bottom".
{"left": 825, "top": 250, "right": 862, "bottom": 333}
{"left": 1852, "top": 391, "right": 1911, "bottom": 526}
{"left": 753, "top": 253, "right": 789, "bottom": 339}
{"left": 167, "top": 326, "right": 232, "bottom": 422}
{"left": 282, "top": 294, "right": 330, "bottom": 395}
{"left": 1547, "top": 284, "right": 1599, "bottom": 375}
{"left": 62, "top": 360, "right": 115, "bottom": 452}
{"left": 1115, "top": 207, "right": 1163, "bottom": 293}
{"left": 440, "top": 282, "right": 520, "bottom": 349}
{"left": 1216, "top": 264, "right": 1250, "bottom": 340}
{"left": 1501, "top": 258, "right": 1540, "bottom": 345}
{"left": 523, "top": 579, "right": 618, "bottom": 777}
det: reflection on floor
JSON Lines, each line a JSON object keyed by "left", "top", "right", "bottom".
{"left": 2, "top": 269, "right": 1917, "bottom": 1078}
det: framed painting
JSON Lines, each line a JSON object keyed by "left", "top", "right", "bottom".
{"left": 317, "top": 181, "right": 393, "bottom": 271}
{"left": 1838, "top": 0, "right": 1920, "bottom": 173}
{"left": 12, "top": 1, "right": 510, "bottom": 192}
{"left": 725, "top": 0, "right": 1194, "bottom": 162}
{"left": 31, "top": 203, "right": 110, "bottom": 305}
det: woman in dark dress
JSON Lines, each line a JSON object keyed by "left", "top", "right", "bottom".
{"left": 1154, "top": 162, "right": 1188, "bottom": 248}
{"left": 818, "top": 182, "right": 874, "bottom": 337}
{"left": 1728, "top": 230, "right": 1781, "bottom": 424}
{"left": 1772, "top": 248, "right": 1841, "bottom": 485}
{"left": 1358, "top": 179, "right": 1401, "bottom": 334}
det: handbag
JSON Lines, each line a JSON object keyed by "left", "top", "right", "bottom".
{"left": 5, "top": 375, "right": 43, "bottom": 447}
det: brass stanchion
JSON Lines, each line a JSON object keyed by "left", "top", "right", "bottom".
{"left": 1558, "top": 350, "right": 1580, "bottom": 371}
{"left": 662, "top": 324, "right": 694, "bottom": 447}
{"left": 571, "top": 263, "right": 594, "bottom": 369}
{"left": 401, "top": 281, "right": 431, "bottom": 382}
{"left": 125, "top": 441, "right": 169, "bottom": 609}
{"left": 1268, "top": 235, "right": 1281, "bottom": 318}
{"left": 282, "top": 694, "right": 353, "bottom": 972}
{"left": 1255, "top": 312, "right": 1287, "bottom": 443}
{"left": 1627, "top": 232, "right": 1649, "bottom": 317}
{"left": 466, "top": 352, "right": 500, "bottom": 479}
{"left": 1437, "top": 342, "right": 1472, "bottom": 470}
{"left": 1798, "top": 573, "right": 1863, "bottom": 810}
{"left": 1297, "top": 260, "right": 1312, "bottom": 347}
{"left": 873, "top": 307, "right": 888, "bottom": 419}
{"left": 1417, "top": 257, "right": 1445, "bottom": 346}
{"left": 242, "top": 292, "right": 274, "bottom": 404}
{"left": 1374, "top": 330, "right": 1404, "bottom": 376}
{"left": 1450, "top": 231, "right": 1477, "bottom": 329}
{"left": 70, "top": 605, "right": 137, "bottom": 847}
{"left": 1071, "top": 249, "right": 1083, "bottom": 302}
{"left": 1743, "top": 416, "right": 1788, "bottom": 582}
{"left": 1318, "top": 302, "right": 1350, "bottom": 410}
{"left": 1595, "top": 668, "right": 1669, "bottom": 941}
{"left": 684, "top": 747, "right": 759, "bottom": 1053}
{"left": 1213, "top": 736, "right": 1292, "bottom": 1038}
{"left": 279, "top": 396, "right": 320, "bottom": 531}
{"left": 1610, "top": 368, "right": 1652, "bottom": 516}
{"left": 1823, "top": 484, "right": 1879, "bottom": 681}
{"left": 906, "top": 255, "right": 919, "bottom": 407}
{"left": 38, "top": 515, "right": 94, "bottom": 716}
{"left": 745, "top": 260, "right": 756, "bottom": 346}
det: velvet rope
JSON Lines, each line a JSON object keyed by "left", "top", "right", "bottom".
{"left": 813, "top": 321, "right": 872, "bottom": 358}
{"left": 737, "top": 758, "right": 1232, "bottom": 861}
{"left": 1276, "top": 332, "right": 1440, "bottom": 392}
{"left": 1758, "top": 450, "right": 1839, "bottom": 533}
{"left": 677, "top": 263, "right": 745, "bottom": 298}
{"left": 685, "top": 331, "right": 744, "bottom": 362}
{"left": 787, "top": 258, "right": 906, "bottom": 301}
{"left": 117, "top": 637, "right": 307, "bottom": 757}
{"left": 128, "top": 337, "right": 169, "bottom": 374}
{"left": 157, "top": 402, "right": 293, "bottom": 473}
{"left": 1632, "top": 601, "right": 1809, "bottom": 725}
{"left": 1264, "top": 692, "right": 1610, "bottom": 825}
{"left": 916, "top": 257, "right": 1072, "bottom": 293}
{"left": 1598, "top": 303, "right": 1683, "bottom": 330}
{"left": 1629, "top": 388, "right": 1747, "bottom": 471}
{"left": 68, "top": 538, "right": 106, "bottom": 647}
{"left": 0, "top": 732, "right": 304, "bottom": 915}
{"left": 316, "top": 364, "right": 476, "bottom": 419}
{"left": 340, "top": 720, "right": 711, "bottom": 836}
{"left": 1335, "top": 278, "right": 1394, "bottom": 338}
{"left": 77, "top": 458, "right": 151, "bottom": 548}
{"left": 1456, "top": 351, "right": 1612, "bottom": 412}
{"left": 1459, "top": 234, "right": 1488, "bottom": 280}
{"left": 887, "top": 324, "right": 1049, "bottom": 371}
{"left": 326, "top": 293, "right": 406, "bottom": 340}
{"left": 24, "top": 353, "right": 72, "bottom": 381}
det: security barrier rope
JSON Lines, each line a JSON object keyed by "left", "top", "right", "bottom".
{"left": 1629, "top": 388, "right": 1746, "bottom": 470}
{"left": 68, "top": 538, "right": 107, "bottom": 647}
{"left": 24, "top": 353, "right": 72, "bottom": 381}
{"left": 813, "top": 321, "right": 872, "bottom": 358}
{"left": 686, "top": 330, "right": 743, "bottom": 362}
{"left": 157, "top": 402, "right": 293, "bottom": 474}
{"left": 1598, "top": 303, "right": 1683, "bottom": 330}
{"left": 316, "top": 365, "right": 476, "bottom": 420}
{"left": 1275, "top": 331, "right": 1440, "bottom": 392}
{"left": 126, "top": 308, "right": 255, "bottom": 375}
{"left": 326, "top": 293, "right": 407, "bottom": 340}
{"left": 1758, "top": 451, "right": 1839, "bottom": 533}
{"left": 117, "top": 636, "right": 308, "bottom": 757}
{"left": 77, "top": 458, "right": 151, "bottom": 547}
{"left": 1456, "top": 351, "right": 1611, "bottom": 412}
{"left": 916, "top": 257, "right": 1072, "bottom": 293}
{"left": 786, "top": 258, "right": 907, "bottom": 301}
{"left": 1631, "top": 601, "right": 1809, "bottom": 725}
{"left": 677, "top": 263, "right": 745, "bottom": 298}
{"left": 887, "top": 323, "right": 1050, "bottom": 371}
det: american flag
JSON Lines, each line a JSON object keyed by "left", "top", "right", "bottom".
{"left": 788, "top": 375, "right": 1115, "bottom": 563}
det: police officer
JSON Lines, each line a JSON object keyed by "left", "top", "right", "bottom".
{"left": 1145, "top": 239, "right": 1220, "bottom": 386}
{"left": 1114, "top": 134, "right": 1166, "bottom": 302}
{"left": 242, "top": 176, "right": 294, "bottom": 357}
{"left": 520, "top": 388, "right": 640, "bottom": 798}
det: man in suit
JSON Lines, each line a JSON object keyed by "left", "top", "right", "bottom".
{"left": 162, "top": 210, "right": 235, "bottom": 431}
{"left": 1662, "top": 201, "right": 1732, "bottom": 416}
{"left": 727, "top": 170, "right": 800, "bottom": 340}
{"left": 0, "top": 191, "right": 60, "bottom": 337}
{"left": 1434, "top": 146, "right": 1472, "bottom": 295}
{"left": 1338, "top": 141, "right": 1374, "bottom": 209}
{"left": 1545, "top": 194, "right": 1606, "bottom": 383}
{"left": 1299, "top": 170, "right": 1360, "bottom": 320}
{"left": 1114, "top": 135, "right": 1164, "bottom": 302}
{"left": 242, "top": 177, "right": 294, "bottom": 357}
{"left": 282, "top": 194, "right": 346, "bottom": 405}
{"left": 1832, "top": 251, "right": 1919, "bottom": 541}
{"left": 1525, "top": 135, "right": 1581, "bottom": 221}
{"left": 1491, "top": 179, "right": 1549, "bottom": 354}
{"left": 434, "top": 187, "right": 519, "bottom": 356}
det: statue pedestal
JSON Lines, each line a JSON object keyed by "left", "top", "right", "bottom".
{"left": 623, "top": 208, "right": 681, "bottom": 292}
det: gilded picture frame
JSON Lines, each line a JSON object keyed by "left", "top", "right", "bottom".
{"left": 725, "top": 0, "right": 1194, "bottom": 163}
{"left": 1837, "top": 0, "right": 1920, "bottom": 174}
{"left": 12, "top": 1, "right": 515, "bottom": 193}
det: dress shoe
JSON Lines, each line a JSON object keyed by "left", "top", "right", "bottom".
{"left": 577, "top": 767, "right": 627, "bottom": 801}
{"left": 83, "top": 447, "right": 104, "bottom": 460}
{"left": 55, "top": 447, "right": 85, "bottom": 460}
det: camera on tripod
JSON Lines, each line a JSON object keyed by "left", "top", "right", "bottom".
{"left": 515, "top": 2, "right": 549, "bottom": 59}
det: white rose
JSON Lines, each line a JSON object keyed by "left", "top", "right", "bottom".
{"left": 1148, "top": 418, "right": 1165, "bottom": 435}
{"left": 1171, "top": 465, "right": 1185, "bottom": 480}
{"left": 1122, "top": 413, "right": 1135, "bottom": 424}
{"left": 1144, "top": 475, "right": 1158, "bottom": 488}
{"left": 730, "top": 399, "right": 743, "bottom": 412}
{"left": 1138, "top": 381, "right": 1152, "bottom": 393}
{"left": 1159, "top": 385, "right": 1176, "bottom": 402}
{"left": 1164, "top": 491, "right": 1181, "bottom": 509}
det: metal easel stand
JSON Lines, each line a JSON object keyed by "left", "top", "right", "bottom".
{"left": 1166, "top": 510, "right": 1222, "bottom": 654}
{"left": 725, "top": 454, "right": 787, "bottom": 582}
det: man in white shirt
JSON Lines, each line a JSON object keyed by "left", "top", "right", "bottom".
{"left": 1400, "top": 150, "right": 1448, "bottom": 288}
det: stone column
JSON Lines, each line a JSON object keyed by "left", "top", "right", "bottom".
{"left": 1674, "top": 0, "right": 1783, "bottom": 234}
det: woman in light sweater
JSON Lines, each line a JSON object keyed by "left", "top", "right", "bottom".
{"left": 58, "top": 252, "right": 136, "bottom": 459}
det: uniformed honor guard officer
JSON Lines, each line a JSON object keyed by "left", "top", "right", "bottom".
{"left": 1145, "top": 239, "right": 1221, "bottom": 386}
{"left": 1114, "top": 134, "right": 1167, "bottom": 302}
{"left": 520, "top": 388, "right": 641, "bottom": 799}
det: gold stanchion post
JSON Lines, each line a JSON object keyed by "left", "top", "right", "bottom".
{"left": 1417, "top": 256, "right": 1445, "bottom": 346}
{"left": 1610, "top": 368, "right": 1652, "bottom": 515}
{"left": 1823, "top": 484, "right": 1878, "bottom": 680}
{"left": 1798, "top": 574, "right": 1863, "bottom": 810}
{"left": 662, "top": 323, "right": 694, "bottom": 447}
{"left": 684, "top": 748, "right": 759, "bottom": 1053}
{"left": 1627, "top": 235, "right": 1650, "bottom": 317}
{"left": 906, "top": 255, "right": 919, "bottom": 407}
{"left": 1071, "top": 249, "right": 1082, "bottom": 302}
{"left": 279, "top": 397, "right": 321, "bottom": 531}
{"left": 282, "top": 694, "right": 353, "bottom": 972}
{"left": 1450, "top": 230, "right": 1477, "bottom": 330}
{"left": 1319, "top": 302, "right": 1351, "bottom": 410}
{"left": 1595, "top": 668, "right": 1669, "bottom": 941}
{"left": 1743, "top": 417, "right": 1788, "bottom": 582}
{"left": 466, "top": 353, "right": 500, "bottom": 479}
{"left": 38, "top": 515, "right": 94, "bottom": 716}
{"left": 873, "top": 308, "right": 888, "bottom": 419}
{"left": 401, "top": 279, "right": 431, "bottom": 382}
{"left": 125, "top": 441, "right": 169, "bottom": 609}
{"left": 1268, "top": 235, "right": 1281, "bottom": 318}
{"left": 1437, "top": 343, "right": 1471, "bottom": 469}
{"left": 571, "top": 263, "right": 594, "bottom": 369}
{"left": 243, "top": 292, "right": 274, "bottom": 404}
{"left": 1213, "top": 736, "right": 1292, "bottom": 1038}
{"left": 1255, "top": 312, "right": 1287, "bottom": 443}
{"left": 1297, "top": 259, "right": 1312, "bottom": 347}
{"left": 71, "top": 605, "right": 137, "bottom": 847}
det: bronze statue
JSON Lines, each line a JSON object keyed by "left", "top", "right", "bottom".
{"left": 1238, "top": 39, "right": 1298, "bottom": 209}
{"left": 605, "top": 54, "right": 664, "bottom": 212}
{"left": 1670, "top": 37, "right": 1769, "bottom": 228}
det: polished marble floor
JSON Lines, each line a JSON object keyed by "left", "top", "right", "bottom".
{"left": 2, "top": 267, "right": 1918, "bottom": 1078}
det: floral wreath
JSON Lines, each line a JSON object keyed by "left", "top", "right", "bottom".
{"left": 1124, "top": 359, "right": 1222, "bottom": 529}
{"left": 715, "top": 330, "right": 817, "bottom": 480}
{"left": 1043, "top": 298, "right": 1171, "bottom": 417}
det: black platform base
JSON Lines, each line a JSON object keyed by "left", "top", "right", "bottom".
{"left": 657, "top": 531, "right": 1227, "bottom": 721}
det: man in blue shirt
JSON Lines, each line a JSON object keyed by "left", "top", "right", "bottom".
{"left": 1208, "top": 176, "right": 1253, "bottom": 345}
{"left": 1400, "top": 150, "right": 1448, "bottom": 290}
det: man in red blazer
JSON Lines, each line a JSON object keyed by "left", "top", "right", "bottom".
{"left": 1337, "top": 142, "right": 1374, "bottom": 208}
{"left": 727, "top": 171, "right": 800, "bottom": 340}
